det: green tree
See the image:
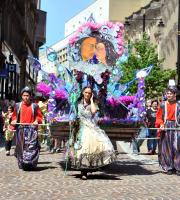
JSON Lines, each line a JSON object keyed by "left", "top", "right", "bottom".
{"left": 120, "top": 33, "right": 176, "bottom": 99}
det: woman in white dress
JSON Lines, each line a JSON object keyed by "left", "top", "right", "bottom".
{"left": 69, "top": 86, "right": 116, "bottom": 180}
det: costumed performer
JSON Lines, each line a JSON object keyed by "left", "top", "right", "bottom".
{"left": 156, "top": 86, "right": 180, "bottom": 175}
{"left": 11, "top": 86, "right": 43, "bottom": 169}
{"left": 69, "top": 86, "right": 116, "bottom": 180}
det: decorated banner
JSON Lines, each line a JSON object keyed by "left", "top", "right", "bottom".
{"left": 28, "top": 19, "right": 153, "bottom": 123}
{"left": 68, "top": 21, "right": 124, "bottom": 84}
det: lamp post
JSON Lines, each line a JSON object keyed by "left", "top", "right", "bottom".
{"left": 143, "top": 14, "right": 146, "bottom": 32}
{"left": 124, "top": 16, "right": 164, "bottom": 33}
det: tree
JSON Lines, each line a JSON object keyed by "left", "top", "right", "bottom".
{"left": 120, "top": 33, "right": 176, "bottom": 99}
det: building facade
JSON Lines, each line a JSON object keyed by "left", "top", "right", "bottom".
{"left": 160, "top": 0, "right": 178, "bottom": 70}
{"left": 125, "top": 0, "right": 178, "bottom": 70}
{"left": 0, "top": 0, "right": 46, "bottom": 100}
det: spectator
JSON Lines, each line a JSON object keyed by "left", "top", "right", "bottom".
{"left": 3, "top": 105, "right": 15, "bottom": 156}
{"left": 132, "top": 125, "right": 147, "bottom": 154}
{"left": 146, "top": 100, "right": 159, "bottom": 155}
{"left": 146, "top": 99, "right": 152, "bottom": 110}
{"left": 38, "top": 98, "right": 48, "bottom": 144}
{"left": 0, "top": 106, "right": 4, "bottom": 146}
{"left": 51, "top": 138, "right": 60, "bottom": 153}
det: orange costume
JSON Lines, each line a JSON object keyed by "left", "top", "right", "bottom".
{"left": 156, "top": 102, "right": 176, "bottom": 137}
{"left": 155, "top": 100, "right": 180, "bottom": 172}
{"left": 12, "top": 102, "right": 43, "bottom": 124}
{"left": 156, "top": 102, "right": 176, "bottom": 127}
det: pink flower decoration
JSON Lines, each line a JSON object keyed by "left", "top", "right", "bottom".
{"left": 118, "top": 48, "right": 124, "bottom": 56}
{"left": 117, "top": 38, "right": 124, "bottom": 46}
{"left": 90, "top": 23, "right": 100, "bottom": 30}
{"left": 36, "top": 82, "right": 52, "bottom": 97}
{"left": 54, "top": 88, "right": 67, "bottom": 100}
{"left": 69, "top": 34, "right": 78, "bottom": 45}
{"left": 106, "top": 22, "right": 113, "bottom": 28}
{"left": 117, "top": 32, "right": 123, "bottom": 38}
{"left": 119, "top": 96, "right": 135, "bottom": 106}
{"left": 107, "top": 96, "right": 120, "bottom": 107}
{"left": 116, "top": 22, "right": 124, "bottom": 30}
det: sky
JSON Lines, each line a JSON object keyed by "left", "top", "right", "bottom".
{"left": 41, "top": 0, "right": 95, "bottom": 47}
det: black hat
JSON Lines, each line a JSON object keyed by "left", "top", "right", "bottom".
{"left": 21, "top": 86, "right": 32, "bottom": 95}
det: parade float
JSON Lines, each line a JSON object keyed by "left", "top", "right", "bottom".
{"left": 31, "top": 20, "right": 153, "bottom": 142}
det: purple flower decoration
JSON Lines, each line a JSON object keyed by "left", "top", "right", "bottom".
{"left": 48, "top": 73, "right": 59, "bottom": 84}
{"left": 48, "top": 98, "right": 56, "bottom": 112}
{"left": 127, "top": 78, "right": 146, "bottom": 120}
{"left": 28, "top": 56, "right": 41, "bottom": 72}
{"left": 107, "top": 96, "right": 135, "bottom": 107}
{"left": 33, "top": 59, "right": 41, "bottom": 72}
{"left": 36, "top": 82, "right": 52, "bottom": 97}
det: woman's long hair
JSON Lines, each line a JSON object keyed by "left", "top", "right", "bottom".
{"left": 96, "top": 37, "right": 118, "bottom": 66}
{"left": 77, "top": 86, "right": 97, "bottom": 104}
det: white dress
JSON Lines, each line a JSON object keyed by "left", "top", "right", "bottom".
{"left": 70, "top": 101, "right": 116, "bottom": 170}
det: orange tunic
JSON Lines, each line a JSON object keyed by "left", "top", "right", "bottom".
{"left": 156, "top": 102, "right": 176, "bottom": 127}
{"left": 12, "top": 102, "right": 43, "bottom": 124}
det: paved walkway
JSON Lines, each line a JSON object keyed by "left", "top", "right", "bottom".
{"left": 0, "top": 144, "right": 180, "bottom": 200}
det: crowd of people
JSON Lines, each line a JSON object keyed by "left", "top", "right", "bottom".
{"left": 0, "top": 84, "right": 180, "bottom": 177}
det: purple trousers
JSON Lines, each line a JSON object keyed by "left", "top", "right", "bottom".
{"left": 158, "top": 120, "right": 180, "bottom": 171}
{"left": 16, "top": 125, "right": 39, "bottom": 169}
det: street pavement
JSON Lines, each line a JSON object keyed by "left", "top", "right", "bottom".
{"left": 0, "top": 143, "right": 180, "bottom": 200}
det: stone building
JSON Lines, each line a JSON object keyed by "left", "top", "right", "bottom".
{"left": 0, "top": 0, "right": 46, "bottom": 100}
{"left": 124, "top": 0, "right": 178, "bottom": 70}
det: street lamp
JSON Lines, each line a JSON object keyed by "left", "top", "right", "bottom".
{"left": 124, "top": 15, "right": 165, "bottom": 33}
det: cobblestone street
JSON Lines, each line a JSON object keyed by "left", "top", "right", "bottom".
{"left": 0, "top": 144, "right": 180, "bottom": 200}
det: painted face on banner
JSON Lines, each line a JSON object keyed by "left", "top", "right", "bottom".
{"left": 95, "top": 42, "right": 107, "bottom": 65}
{"left": 81, "top": 37, "right": 97, "bottom": 61}
{"left": 79, "top": 36, "right": 118, "bottom": 66}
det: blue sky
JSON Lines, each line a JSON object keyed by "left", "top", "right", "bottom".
{"left": 41, "top": 0, "right": 95, "bottom": 47}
